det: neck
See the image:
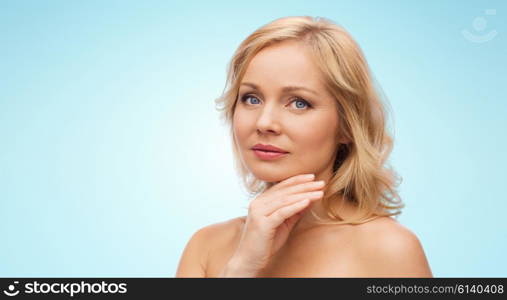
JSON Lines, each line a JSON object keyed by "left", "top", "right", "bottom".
{"left": 291, "top": 171, "right": 355, "bottom": 234}
{"left": 292, "top": 194, "right": 356, "bottom": 234}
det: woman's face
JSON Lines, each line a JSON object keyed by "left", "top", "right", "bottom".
{"left": 233, "top": 40, "right": 343, "bottom": 183}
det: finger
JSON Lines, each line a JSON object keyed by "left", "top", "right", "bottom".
{"left": 257, "top": 179, "right": 324, "bottom": 209}
{"left": 265, "top": 199, "right": 311, "bottom": 228}
{"left": 264, "top": 190, "right": 323, "bottom": 216}
{"left": 269, "top": 173, "right": 316, "bottom": 192}
{"left": 283, "top": 211, "right": 303, "bottom": 231}
{"left": 279, "top": 180, "right": 325, "bottom": 196}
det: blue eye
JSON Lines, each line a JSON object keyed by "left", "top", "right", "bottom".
{"left": 239, "top": 94, "right": 312, "bottom": 110}
{"left": 292, "top": 99, "right": 310, "bottom": 109}
{"left": 241, "top": 95, "right": 261, "bottom": 105}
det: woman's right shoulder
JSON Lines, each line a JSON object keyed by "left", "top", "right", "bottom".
{"left": 176, "top": 216, "right": 246, "bottom": 277}
{"left": 198, "top": 216, "right": 247, "bottom": 276}
{"left": 196, "top": 216, "right": 246, "bottom": 245}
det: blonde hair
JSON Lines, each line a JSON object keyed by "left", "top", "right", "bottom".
{"left": 214, "top": 16, "right": 404, "bottom": 225}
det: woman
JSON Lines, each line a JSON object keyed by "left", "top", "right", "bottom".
{"left": 176, "top": 16, "right": 432, "bottom": 277}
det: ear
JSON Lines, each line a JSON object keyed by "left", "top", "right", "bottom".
{"left": 336, "top": 135, "right": 350, "bottom": 145}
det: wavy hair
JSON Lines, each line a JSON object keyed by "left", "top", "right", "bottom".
{"left": 214, "top": 16, "right": 404, "bottom": 225}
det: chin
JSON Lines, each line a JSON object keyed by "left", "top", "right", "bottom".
{"left": 249, "top": 167, "right": 297, "bottom": 183}
{"left": 254, "top": 174, "right": 284, "bottom": 183}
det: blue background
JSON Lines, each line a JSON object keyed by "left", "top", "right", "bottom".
{"left": 1, "top": 0, "right": 505, "bottom": 277}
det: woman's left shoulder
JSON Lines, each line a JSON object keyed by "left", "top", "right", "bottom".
{"left": 356, "top": 217, "right": 421, "bottom": 249}
{"left": 348, "top": 216, "right": 433, "bottom": 277}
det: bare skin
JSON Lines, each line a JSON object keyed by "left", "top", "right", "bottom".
{"left": 198, "top": 214, "right": 432, "bottom": 277}
{"left": 176, "top": 176, "right": 432, "bottom": 277}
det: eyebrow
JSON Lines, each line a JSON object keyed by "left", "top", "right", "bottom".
{"left": 240, "top": 82, "right": 319, "bottom": 96}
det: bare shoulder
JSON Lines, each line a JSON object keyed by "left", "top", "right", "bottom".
{"left": 349, "top": 216, "right": 433, "bottom": 277}
{"left": 199, "top": 216, "right": 246, "bottom": 243}
{"left": 175, "top": 216, "right": 245, "bottom": 277}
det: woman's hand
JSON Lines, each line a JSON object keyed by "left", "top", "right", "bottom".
{"left": 220, "top": 173, "right": 325, "bottom": 277}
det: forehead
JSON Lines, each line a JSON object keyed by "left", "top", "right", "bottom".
{"left": 241, "top": 40, "right": 325, "bottom": 90}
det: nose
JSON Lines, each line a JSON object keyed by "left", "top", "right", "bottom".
{"left": 255, "top": 101, "right": 281, "bottom": 135}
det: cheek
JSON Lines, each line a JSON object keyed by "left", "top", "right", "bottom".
{"left": 299, "top": 129, "right": 332, "bottom": 148}
{"left": 232, "top": 109, "right": 252, "bottom": 146}
{"left": 292, "top": 114, "right": 338, "bottom": 152}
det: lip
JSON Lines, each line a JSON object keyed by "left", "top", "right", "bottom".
{"left": 252, "top": 149, "right": 288, "bottom": 160}
{"left": 251, "top": 143, "right": 289, "bottom": 153}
